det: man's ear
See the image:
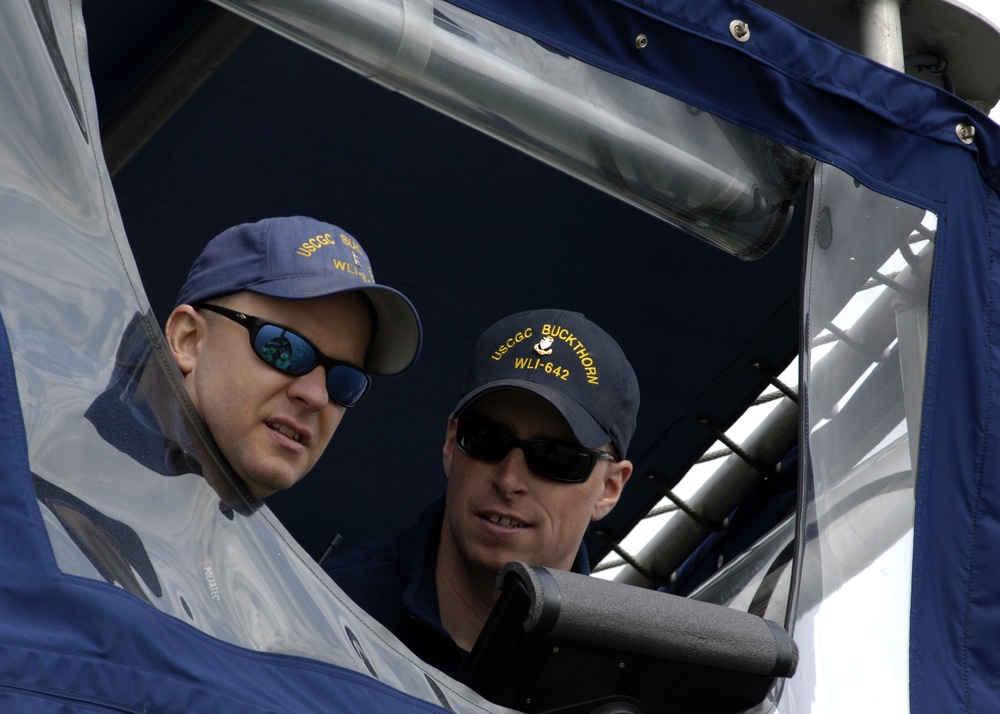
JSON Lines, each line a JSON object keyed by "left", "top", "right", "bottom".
{"left": 441, "top": 417, "right": 458, "bottom": 478}
{"left": 592, "top": 459, "right": 633, "bottom": 522}
{"left": 442, "top": 417, "right": 458, "bottom": 476}
{"left": 164, "top": 305, "right": 204, "bottom": 376}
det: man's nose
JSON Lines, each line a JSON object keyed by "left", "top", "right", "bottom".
{"left": 288, "top": 365, "right": 331, "bottom": 408}
{"left": 493, "top": 447, "right": 531, "bottom": 497}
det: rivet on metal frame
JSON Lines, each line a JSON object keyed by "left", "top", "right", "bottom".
{"left": 956, "top": 123, "right": 976, "bottom": 145}
{"left": 730, "top": 20, "right": 750, "bottom": 43}
{"left": 635, "top": 33, "right": 648, "bottom": 49}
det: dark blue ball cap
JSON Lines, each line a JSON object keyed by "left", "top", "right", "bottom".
{"left": 453, "top": 309, "right": 640, "bottom": 458}
{"left": 174, "top": 216, "right": 421, "bottom": 375}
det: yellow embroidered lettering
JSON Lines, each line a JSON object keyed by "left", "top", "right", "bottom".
{"left": 512, "top": 356, "right": 570, "bottom": 379}
{"left": 332, "top": 259, "right": 361, "bottom": 275}
{"left": 341, "top": 233, "right": 362, "bottom": 252}
{"left": 491, "top": 328, "right": 532, "bottom": 360}
{"left": 296, "top": 233, "right": 334, "bottom": 257}
{"left": 540, "top": 324, "right": 600, "bottom": 383}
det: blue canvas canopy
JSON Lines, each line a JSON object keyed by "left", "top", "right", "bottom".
{"left": 2, "top": 0, "right": 1000, "bottom": 711}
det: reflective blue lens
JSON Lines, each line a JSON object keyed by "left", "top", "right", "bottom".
{"left": 327, "top": 365, "right": 370, "bottom": 407}
{"left": 196, "top": 303, "right": 371, "bottom": 408}
{"left": 252, "top": 324, "right": 370, "bottom": 406}
{"left": 254, "top": 325, "right": 313, "bottom": 375}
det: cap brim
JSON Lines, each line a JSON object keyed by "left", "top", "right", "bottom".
{"left": 239, "top": 278, "right": 421, "bottom": 376}
{"left": 453, "top": 380, "right": 612, "bottom": 450}
{"left": 361, "top": 287, "right": 422, "bottom": 375}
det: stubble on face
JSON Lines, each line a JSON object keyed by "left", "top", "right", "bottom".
{"left": 439, "top": 389, "right": 615, "bottom": 582}
{"left": 183, "top": 291, "right": 372, "bottom": 498}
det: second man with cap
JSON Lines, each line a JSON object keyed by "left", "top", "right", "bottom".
{"left": 323, "top": 308, "right": 639, "bottom": 678}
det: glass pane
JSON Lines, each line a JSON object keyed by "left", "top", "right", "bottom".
{"left": 0, "top": 3, "right": 495, "bottom": 709}
{"left": 790, "top": 162, "right": 934, "bottom": 712}
{"left": 687, "top": 162, "right": 933, "bottom": 713}
{"left": 219, "top": 0, "right": 814, "bottom": 258}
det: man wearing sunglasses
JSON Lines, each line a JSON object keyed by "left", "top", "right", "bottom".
{"left": 323, "top": 309, "right": 638, "bottom": 678}
{"left": 163, "top": 215, "right": 421, "bottom": 499}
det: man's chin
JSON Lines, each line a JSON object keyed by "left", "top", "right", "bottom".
{"left": 242, "top": 463, "right": 308, "bottom": 499}
{"left": 472, "top": 550, "right": 526, "bottom": 578}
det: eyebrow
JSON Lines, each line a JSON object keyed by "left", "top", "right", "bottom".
{"left": 462, "top": 412, "right": 579, "bottom": 445}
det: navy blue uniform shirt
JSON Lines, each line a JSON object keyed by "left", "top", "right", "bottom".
{"left": 323, "top": 496, "right": 590, "bottom": 679}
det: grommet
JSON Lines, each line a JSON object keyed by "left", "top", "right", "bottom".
{"left": 730, "top": 20, "right": 750, "bottom": 43}
{"left": 956, "top": 123, "right": 976, "bottom": 145}
{"left": 635, "top": 33, "right": 648, "bottom": 49}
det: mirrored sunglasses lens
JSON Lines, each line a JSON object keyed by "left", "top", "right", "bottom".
{"left": 253, "top": 324, "right": 316, "bottom": 374}
{"left": 327, "top": 365, "right": 370, "bottom": 407}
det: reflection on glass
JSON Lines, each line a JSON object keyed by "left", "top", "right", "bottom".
{"left": 219, "top": 0, "right": 815, "bottom": 258}
{"left": 19, "top": 306, "right": 481, "bottom": 704}
{"left": 0, "top": 3, "right": 495, "bottom": 708}
{"left": 791, "top": 163, "right": 934, "bottom": 712}
{"left": 686, "top": 162, "right": 933, "bottom": 714}
{"left": 693, "top": 514, "right": 796, "bottom": 625}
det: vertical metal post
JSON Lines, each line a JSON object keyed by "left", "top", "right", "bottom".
{"left": 858, "top": 0, "right": 905, "bottom": 71}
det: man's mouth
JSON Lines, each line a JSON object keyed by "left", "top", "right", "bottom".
{"left": 488, "top": 514, "right": 526, "bottom": 528}
{"left": 268, "top": 422, "right": 302, "bottom": 443}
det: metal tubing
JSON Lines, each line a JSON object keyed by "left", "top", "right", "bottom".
{"left": 858, "top": 0, "right": 905, "bottom": 71}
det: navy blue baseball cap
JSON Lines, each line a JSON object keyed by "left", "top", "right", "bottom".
{"left": 174, "top": 216, "right": 421, "bottom": 375}
{"left": 453, "top": 309, "right": 639, "bottom": 458}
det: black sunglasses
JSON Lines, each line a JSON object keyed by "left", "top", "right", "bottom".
{"left": 455, "top": 414, "right": 615, "bottom": 483}
{"left": 194, "top": 303, "right": 371, "bottom": 407}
